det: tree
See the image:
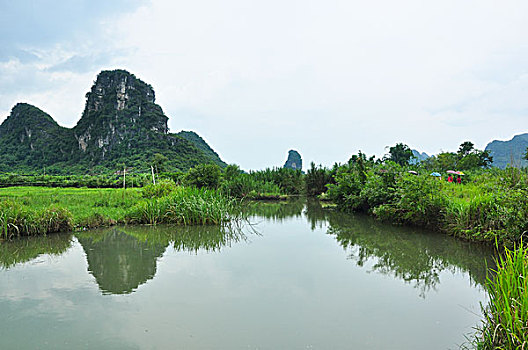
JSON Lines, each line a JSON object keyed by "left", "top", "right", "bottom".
{"left": 476, "top": 149, "right": 493, "bottom": 168}
{"left": 424, "top": 142, "right": 493, "bottom": 171}
{"left": 152, "top": 153, "right": 168, "bottom": 174}
{"left": 386, "top": 143, "right": 414, "bottom": 166}
{"left": 305, "top": 162, "right": 333, "bottom": 196}
{"left": 184, "top": 164, "right": 221, "bottom": 189}
{"left": 223, "top": 164, "right": 242, "bottom": 182}
{"left": 457, "top": 141, "right": 474, "bottom": 158}
{"left": 524, "top": 147, "right": 528, "bottom": 161}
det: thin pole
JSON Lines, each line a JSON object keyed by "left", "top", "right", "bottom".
{"left": 151, "top": 165, "right": 156, "bottom": 185}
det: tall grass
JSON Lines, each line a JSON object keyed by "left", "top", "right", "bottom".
{"left": 126, "top": 186, "right": 237, "bottom": 225}
{"left": 0, "top": 200, "right": 73, "bottom": 238}
{"left": 0, "top": 185, "right": 240, "bottom": 236}
{"left": 471, "top": 243, "right": 528, "bottom": 349}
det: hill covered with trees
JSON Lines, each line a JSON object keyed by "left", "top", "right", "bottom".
{"left": 0, "top": 70, "right": 225, "bottom": 174}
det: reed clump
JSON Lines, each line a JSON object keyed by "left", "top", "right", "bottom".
{"left": 472, "top": 243, "right": 528, "bottom": 349}
{"left": 0, "top": 200, "right": 73, "bottom": 238}
{"left": 126, "top": 186, "right": 237, "bottom": 225}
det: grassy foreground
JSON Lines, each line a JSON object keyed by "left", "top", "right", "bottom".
{"left": 0, "top": 184, "right": 237, "bottom": 238}
{"left": 469, "top": 244, "right": 528, "bottom": 350}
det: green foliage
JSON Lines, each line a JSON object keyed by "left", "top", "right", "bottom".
{"left": 374, "top": 174, "right": 446, "bottom": 228}
{"left": 0, "top": 172, "right": 152, "bottom": 188}
{"left": 184, "top": 164, "right": 222, "bottom": 189}
{"left": 141, "top": 180, "right": 177, "bottom": 198}
{"left": 325, "top": 152, "right": 528, "bottom": 243}
{"left": 223, "top": 164, "right": 243, "bottom": 182}
{"left": 471, "top": 244, "right": 528, "bottom": 350}
{"left": 0, "top": 184, "right": 242, "bottom": 236}
{"left": 423, "top": 141, "right": 493, "bottom": 171}
{"left": 386, "top": 143, "right": 414, "bottom": 166}
{"left": 220, "top": 173, "right": 282, "bottom": 199}
{"left": 248, "top": 167, "right": 304, "bottom": 195}
{"left": 126, "top": 187, "right": 236, "bottom": 225}
{"left": 305, "top": 162, "right": 335, "bottom": 197}
{"left": 0, "top": 200, "right": 73, "bottom": 238}
{"left": 326, "top": 152, "right": 376, "bottom": 211}
{"left": 219, "top": 167, "right": 303, "bottom": 199}
{"left": 151, "top": 153, "right": 168, "bottom": 174}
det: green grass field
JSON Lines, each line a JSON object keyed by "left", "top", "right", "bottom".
{"left": 0, "top": 186, "right": 236, "bottom": 238}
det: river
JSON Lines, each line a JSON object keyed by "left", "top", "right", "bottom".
{"left": 0, "top": 200, "right": 495, "bottom": 349}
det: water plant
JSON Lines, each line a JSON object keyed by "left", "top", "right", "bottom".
{"left": 0, "top": 200, "right": 73, "bottom": 238}
{"left": 470, "top": 243, "right": 528, "bottom": 349}
{"left": 126, "top": 186, "right": 237, "bottom": 225}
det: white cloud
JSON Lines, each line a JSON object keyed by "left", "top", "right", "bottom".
{"left": 2, "top": 0, "right": 528, "bottom": 169}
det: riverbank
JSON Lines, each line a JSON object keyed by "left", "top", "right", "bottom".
{"left": 325, "top": 163, "right": 528, "bottom": 245}
{"left": 0, "top": 185, "right": 237, "bottom": 238}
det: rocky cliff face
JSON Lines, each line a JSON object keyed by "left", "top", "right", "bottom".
{"left": 0, "top": 70, "right": 225, "bottom": 173}
{"left": 283, "top": 150, "right": 302, "bottom": 170}
{"left": 485, "top": 133, "right": 528, "bottom": 168}
{"left": 73, "top": 70, "right": 169, "bottom": 161}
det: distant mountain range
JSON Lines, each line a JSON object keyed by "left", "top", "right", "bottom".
{"left": 410, "top": 149, "right": 430, "bottom": 164}
{"left": 485, "top": 133, "right": 528, "bottom": 169}
{"left": 0, "top": 70, "right": 225, "bottom": 174}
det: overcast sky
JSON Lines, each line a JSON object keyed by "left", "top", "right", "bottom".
{"left": 1, "top": 0, "right": 527, "bottom": 170}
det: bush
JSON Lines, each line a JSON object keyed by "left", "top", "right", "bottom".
{"left": 141, "top": 179, "right": 177, "bottom": 198}
{"left": 183, "top": 164, "right": 221, "bottom": 189}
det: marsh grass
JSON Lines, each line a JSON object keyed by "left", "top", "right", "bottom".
{"left": 470, "top": 243, "right": 528, "bottom": 349}
{"left": 0, "top": 185, "right": 240, "bottom": 237}
{"left": 126, "top": 186, "right": 236, "bottom": 225}
{"left": 0, "top": 200, "right": 73, "bottom": 238}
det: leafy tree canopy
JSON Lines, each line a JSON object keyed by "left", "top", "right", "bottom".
{"left": 386, "top": 143, "right": 414, "bottom": 166}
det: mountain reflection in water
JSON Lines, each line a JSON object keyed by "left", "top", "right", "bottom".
{"left": 75, "top": 224, "right": 247, "bottom": 295}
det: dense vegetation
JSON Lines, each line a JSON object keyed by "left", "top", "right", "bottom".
{"left": 301, "top": 143, "right": 526, "bottom": 245}
{"left": 470, "top": 244, "right": 528, "bottom": 350}
{"left": 0, "top": 185, "right": 237, "bottom": 238}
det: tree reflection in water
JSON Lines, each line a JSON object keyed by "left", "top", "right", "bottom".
{"left": 304, "top": 200, "right": 496, "bottom": 297}
{"left": 0, "top": 232, "right": 73, "bottom": 269}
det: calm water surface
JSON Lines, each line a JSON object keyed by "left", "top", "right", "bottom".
{"left": 0, "top": 200, "right": 495, "bottom": 349}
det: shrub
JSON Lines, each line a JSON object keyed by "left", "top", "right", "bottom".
{"left": 183, "top": 164, "right": 222, "bottom": 189}
{"left": 141, "top": 179, "right": 177, "bottom": 198}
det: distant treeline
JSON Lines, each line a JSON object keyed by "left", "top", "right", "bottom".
{"left": 0, "top": 173, "right": 152, "bottom": 188}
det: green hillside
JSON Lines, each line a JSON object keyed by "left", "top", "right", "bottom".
{"left": 0, "top": 70, "right": 225, "bottom": 174}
